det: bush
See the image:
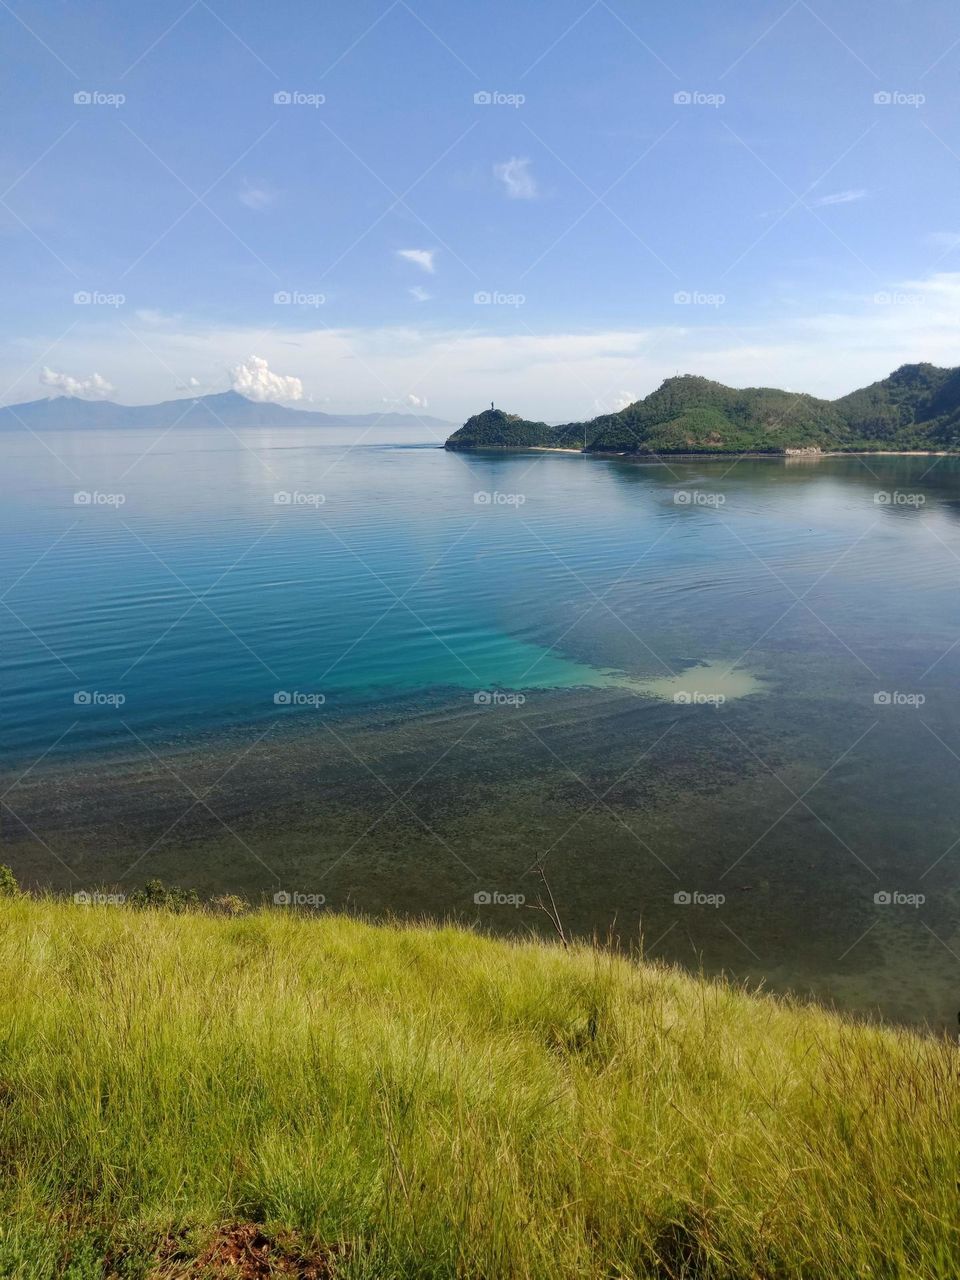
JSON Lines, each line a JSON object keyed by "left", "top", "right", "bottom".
{"left": 128, "top": 878, "right": 199, "bottom": 912}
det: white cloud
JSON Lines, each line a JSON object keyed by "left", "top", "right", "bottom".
{"left": 39, "top": 366, "right": 114, "bottom": 399}
{"left": 409, "top": 285, "right": 432, "bottom": 302}
{"left": 229, "top": 355, "right": 303, "bottom": 402}
{"left": 17, "top": 271, "right": 960, "bottom": 423}
{"left": 239, "top": 184, "right": 276, "bottom": 210}
{"left": 382, "top": 392, "right": 429, "bottom": 411}
{"left": 927, "top": 231, "right": 960, "bottom": 251}
{"left": 397, "top": 249, "right": 435, "bottom": 273}
{"left": 494, "top": 156, "right": 538, "bottom": 200}
{"left": 808, "top": 189, "right": 867, "bottom": 207}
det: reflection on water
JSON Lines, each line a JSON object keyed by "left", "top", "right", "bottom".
{"left": 1, "top": 429, "right": 960, "bottom": 1026}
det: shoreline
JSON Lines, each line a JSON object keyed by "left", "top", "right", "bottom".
{"left": 446, "top": 443, "right": 958, "bottom": 459}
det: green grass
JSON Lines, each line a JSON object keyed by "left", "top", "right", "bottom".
{"left": 0, "top": 896, "right": 956, "bottom": 1277}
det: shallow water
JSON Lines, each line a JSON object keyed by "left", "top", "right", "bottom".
{"left": 2, "top": 427, "right": 960, "bottom": 1026}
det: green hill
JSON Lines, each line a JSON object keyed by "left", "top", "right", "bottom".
{"left": 444, "top": 407, "right": 556, "bottom": 449}
{"left": 0, "top": 895, "right": 957, "bottom": 1278}
{"left": 445, "top": 363, "right": 960, "bottom": 454}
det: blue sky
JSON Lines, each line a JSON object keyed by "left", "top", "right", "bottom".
{"left": 2, "top": 0, "right": 960, "bottom": 419}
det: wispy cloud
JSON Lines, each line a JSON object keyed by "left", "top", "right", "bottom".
{"left": 808, "top": 189, "right": 867, "bottom": 208}
{"left": 396, "top": 248, "right": 435, "bottom": 273}
{"left": 238, "top": 184, "right": 277, "bottom": 210}
{"left": 494, "top": 156, "right": 538, "bottom": 200}
{"left": 409, "top": 285, "right": 432, "bottom": 302}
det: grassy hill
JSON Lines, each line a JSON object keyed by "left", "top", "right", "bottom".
{"left": 445, "top": 363, "right": 960, "bottom": 454}
{"left": 0, "top": 895, "right": 957, "bottom": 1278}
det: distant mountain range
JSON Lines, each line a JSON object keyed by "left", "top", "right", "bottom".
{"left": 445, "top": 364, "right": 960, "bottom": 455}
{"left": 0, "top": 390, "right": 454, "bottom": 433}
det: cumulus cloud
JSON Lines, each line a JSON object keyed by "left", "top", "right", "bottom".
{"left": 494, "top": 156, "right": 538, "bottom": 200}
{"left": 39, "top": 367, "right": 114, "bottom": 399}
{"left": 230, "top": 355, "right": 303, "bottom": 402}
{"left": 808, "top": 189, "right": 867, "bottom": 208}
{"left": 397, "top": 249, "right": 435, "bottom": 273}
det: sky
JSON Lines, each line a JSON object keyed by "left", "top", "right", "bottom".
{"left": 2, "top": 0, "right": 960, "bottom": 421}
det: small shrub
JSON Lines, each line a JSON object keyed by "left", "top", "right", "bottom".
{"left": 129, "top": 879, "right": 200, "bottom": 913}
{"left": 208, "top": 893, "right": 249, "bottom": 917}
{"left": 0, "top": 865, "right": 21, "bottom": 898}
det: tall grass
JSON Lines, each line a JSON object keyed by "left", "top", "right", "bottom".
{"left": 0, "top": 896, "right": 955, "bottom": 1277}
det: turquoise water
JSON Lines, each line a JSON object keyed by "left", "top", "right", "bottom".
{"left": 2, "top": 428, "right": 960, "bottom": 760}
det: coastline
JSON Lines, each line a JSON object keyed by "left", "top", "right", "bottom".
{"left": 446, "top": 443, "right": 959, "bottom": 459}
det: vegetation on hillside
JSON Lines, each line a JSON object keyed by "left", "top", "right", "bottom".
{"left": 0, "top": 892, "right": 957, "bottom": 1278}
{"left": 445, "top": 363, "right": 960, "bottom": 454}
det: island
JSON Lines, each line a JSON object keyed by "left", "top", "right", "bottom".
{"left": 445, "top": 363, "right": 960, "bottom": 455}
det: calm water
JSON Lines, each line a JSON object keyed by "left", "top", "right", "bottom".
{"left": 2, "top": 426, "right": 960, "bottom": 1024}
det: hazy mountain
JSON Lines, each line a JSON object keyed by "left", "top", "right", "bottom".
{"left": 0, "top": 390, "right": 454, "bottom": 433}
{"left": 445, "top": 364, "right": 960, "bottom": 454}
